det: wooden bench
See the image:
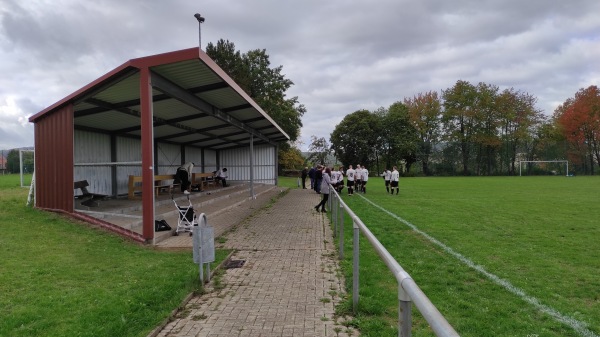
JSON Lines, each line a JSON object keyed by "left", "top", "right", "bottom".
{"left": 128, "top": 174, "right": 180, "bottom": 199}
{"left": 192, "top": 172, "right": 216, "bottom": 190}
{"left": 74, "top": 180, "right": 107, "bottom": 207}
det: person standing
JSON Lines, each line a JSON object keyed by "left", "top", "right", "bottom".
{"left": 301, "top": 167, "right": 308, "bottom": 189}
{"left": 362, "top": 166, "right": 369, "bottom": 194}
{"left": 176, "top": 162, "right": 194, "bottom": 195}
{"left": 335, "top": 166, "right": 345, "bottom": 193}
{"left": 391, "top": 166, "right": 400, "bottom": 195}
{"left": 314, "top": 167, "right": 332, "bottom": 212}
{"left": 308, "top": 166, "right": 316, "bottom": 189}
{"left": 355, "top": 165, "right": 363, "bottom": 193}
{"left": 346, "top": 165, "right": 355, "bottom": 196}
{"left": 330, "top": 166, "right": 339, "bottom": 190}
{"left": 383, "top": 168, "right": 392, "bottom": 193}
{"left": 314, "top": 165, "right": 323, "bottom": 194}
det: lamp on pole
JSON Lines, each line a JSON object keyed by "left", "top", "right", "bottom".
{"left": 194, "top": 13, "right": 205, "bottom": 50}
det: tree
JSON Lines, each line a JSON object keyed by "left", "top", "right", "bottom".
{"left": 278, "top": 146, "right": 305, "bottom": 171}
{"left": 404, "top": 91, "right": 442, "bottom": 175}
{"left": 442, "top": 80, "right": 479, "bottom": 175}
{"left": 472, "top": 82, "right": 501, "bottom": 175}
{"left": 330, "top": 110, "right": 381, "bottom": 168}
{"left": 555, "top": 85, "right": 600, "bottom": 174}
{"left": 6, "top": 149, "right": 33, "bottom": 174}
{"left": 377, "top": 102, "right": 419, "bottom": 173}
{"left": 206, "top": 39, "right": 306, "bottom": 142}
{"left": 497, "top": 88, "right": 544, "bottom": 175}
{"left": 307, "top": 136, "right": 330, "bottom": 165}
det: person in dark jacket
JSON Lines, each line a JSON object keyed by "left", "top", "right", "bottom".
{"left": 314, "top": 165, "right": 323, "bottom": 194}
{"left": 301, "top": 167, "right": 308, "bottom": 189}
{"left": 308, "top": 166, "right": 316, "bottom": 189}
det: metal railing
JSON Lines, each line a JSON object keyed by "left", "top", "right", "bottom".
{"left": 327, "top": 186, "right": 460, "bottom": 337}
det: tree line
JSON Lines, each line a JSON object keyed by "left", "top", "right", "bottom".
{"left": 327, "top": 81, "right": 599, "bottom": 176}
{"left": 2, "top": 149, "right": 34, "bottom": 174}
{"left": 204, "top": 41, "right": 598, "bottom": 176}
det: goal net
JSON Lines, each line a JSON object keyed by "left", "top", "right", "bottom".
{"left": 518, "top": 160, "right": 569, "bottom": 176}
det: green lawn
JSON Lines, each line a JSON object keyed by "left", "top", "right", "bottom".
{"left": 3, "top": 174, "right": 598, "bottom": 336}
{"left": 335, "top": 176, "right": 600, "bottom": 337}
{"left": 0, "top": 174, "right": 228, "bottom": 337}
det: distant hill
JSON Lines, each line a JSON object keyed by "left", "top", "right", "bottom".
{"left": 1, "top": 146, "right": 34, "bottom": 156}
{"left": 301, "top": 152, "right": 340, "bottom": 167}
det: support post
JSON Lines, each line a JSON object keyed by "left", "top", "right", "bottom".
{"left": 339, "top": 203, "right": 344, "bottom": 260}
{"left": 140, "top": 67, "right": 155, "bottom": 242}
{"left": 353, "top": 220, "right": 360, "bottom": 312}
{"left": 399, "top": 285, "right": 412, "bottom": 337}
{"left": 250, "top": 135, "right": 255, "bottom": 199}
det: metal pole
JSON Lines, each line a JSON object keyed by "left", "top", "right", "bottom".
{"left": 353, "top": 220, "right": 359, "bottom": 312}
{"left": 332, "top": 193, "right": 338, "bottom": 237}
{"left": 19, "top": 150, "right": 23, "bottom": 187}
{"left": 339, "top": 202, "right": 344, "bottom": 260}
{"left": 250, "top": 135, "right": 255, "bottom": 199}
{"left": 399, "top": 285, "right": 412, "bottom": 337}
{"left": 194, "top": 13, "right": 205, "bottom": 50}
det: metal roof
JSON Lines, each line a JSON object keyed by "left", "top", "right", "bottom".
{"left": 29, "top": 47, "right": 290, "bottom": 150}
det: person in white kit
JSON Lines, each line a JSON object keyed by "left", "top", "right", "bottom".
{"left": 361, "top": 166, "right": 369, "bottom": 194}
{"left": 390, "top": 166, "right": 400, "bottom": 195}
{"left": 335, "top": 166, "right": 345, "bottom": 193}
{"left": 345, "top": 165, "right": 356, "bottom": 196}
{"left": 330, "top": 166, "right": 340, "bottom": 192}
{"left": 383, "top": 168, "right": 392, "bottom": 194}
{"left": 355, "top": 165, "right": 363, "bottom": 193}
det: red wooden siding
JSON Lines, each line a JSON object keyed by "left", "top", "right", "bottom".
{"left": 34, "top": 104, "right": 74, "bottom": 212}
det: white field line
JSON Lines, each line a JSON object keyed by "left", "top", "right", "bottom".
{"left": 357, "top": 194, "right": 598, "bottom": 337}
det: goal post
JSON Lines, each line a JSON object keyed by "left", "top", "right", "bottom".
{"left": 19, "top": 149, "right": 35, "bottom": 187}
{"left": 518, "top": 160, "right": 569, "bottom": 176}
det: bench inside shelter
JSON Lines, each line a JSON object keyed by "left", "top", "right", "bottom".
{"left": 192, "top": 172, "right": 217, "bottom": 190}
{"left": 74, "top": 180, "right": 107, "bottom": 207}
{"left": 128, "top": 174, "right": 180, "bottom": 199}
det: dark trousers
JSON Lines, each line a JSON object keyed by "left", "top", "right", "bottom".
{"left": 216, "top": 177, "right": 227, "bottom": 187}
{"left": 301, "top": 176, "right": 307, "bottom": 188}
{"left": 315, "top": 193, "right": 329, "bottom": 210}
{"left": 176, "top": 169, "right": 190, "bottom": 191}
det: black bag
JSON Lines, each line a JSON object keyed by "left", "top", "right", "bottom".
{"left": 154, "top": 219, "right": 172, "bottom": 232}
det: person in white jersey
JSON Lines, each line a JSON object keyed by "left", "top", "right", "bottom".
{"left": 331, "top": 166, "right": 342, "bottom": 193}
{"left": 390, "top": 166, "right": 400, "bottom": 195}
{"left": 345, "top": 165, "right": 356, "bottom": 196}
{"left": 361, "top": 166, "right": 369, "bottom": 194}
{"left": 383, "top": 168, "right": 392, "bottom": 194}
{"left": 336, "top": 166, "right": 345, "bottom": 193}
{"left": 355, "top": 165, "right": 363, "bottom": 193}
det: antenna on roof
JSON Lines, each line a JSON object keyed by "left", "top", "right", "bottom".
{"left": 194, "top": 13, "right": 205, "bottom": 51}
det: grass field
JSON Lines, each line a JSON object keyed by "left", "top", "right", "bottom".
{"left": 0, "top": 174, "right": 229, "bottom": 337}
{"left": 2, "top": 174, "right": 598, "bottom": 336}
{"left": 334, "top": 176, "right": 600, "bottom": 336}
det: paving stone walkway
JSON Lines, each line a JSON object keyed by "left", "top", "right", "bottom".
{"left": 153, "top": 189, "right": 356, "bottom": 337}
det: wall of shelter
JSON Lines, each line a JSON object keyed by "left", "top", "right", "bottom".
{"left": 74, "top": 130, "right": 278, "bottom": 197}
{"left": 220, "top": 145, "right": 277, "bottom": 184}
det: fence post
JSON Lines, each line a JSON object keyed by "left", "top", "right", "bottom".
{"left": 353, "top": 219, "right": 360, "bottom": 313}
{"left": 332, "top": 194, "right": 338, "bottom": 237}
{"left": 399, "top": 284, "right": 412, "bottom": 337}
{"left": 339, "top": 205, "right": 344, "bottom": 260}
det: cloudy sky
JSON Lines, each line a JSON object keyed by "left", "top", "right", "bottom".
{"left": 1, "top": 0, "right": 599, "bottom": 151}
